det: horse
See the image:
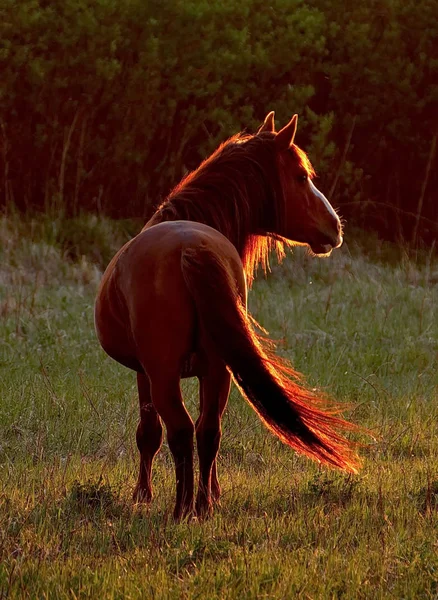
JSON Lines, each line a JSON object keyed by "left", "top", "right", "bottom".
{"left": 95, "top": 111, "right": 361, "bottom": 520}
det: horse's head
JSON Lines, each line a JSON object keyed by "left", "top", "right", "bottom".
{"left": 259, "top": 112, "right": 343, "bottom": 256}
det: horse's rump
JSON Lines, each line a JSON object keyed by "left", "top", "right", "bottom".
{"left": 95, "top": 221, "right": 245, "bottom": 377}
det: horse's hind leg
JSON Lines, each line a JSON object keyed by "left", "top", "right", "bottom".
{"left": 149, "top": 373, "right": 195, "bottom": 521}
{"left": 195, "top": 362, "right": 231, "bottom": 517}
{"left": 211, "top": 458, "right": 221, "bottom": 503}
{"left": 133, "top": 372, "right": 163, "bottom": 503}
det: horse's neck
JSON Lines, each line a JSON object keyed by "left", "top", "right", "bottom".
{"left": 146, "top": 152, "right": 275, "bottom": 256}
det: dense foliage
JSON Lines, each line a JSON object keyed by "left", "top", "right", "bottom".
{"left": 0, "top": 0, "right": 436, "bottom": 243}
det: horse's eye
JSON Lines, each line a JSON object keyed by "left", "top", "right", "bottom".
{"left": 297, "top": 174, "right": 308, "bottom": 183}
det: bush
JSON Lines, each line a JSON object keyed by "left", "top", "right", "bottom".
{"left": 0, "top": 0, "right": 436, "bottom": 244}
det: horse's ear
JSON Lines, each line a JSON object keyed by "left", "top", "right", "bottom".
{"left": 276, "top": 114, "right": 298, "bottom": 149}
{"left": 257, "top": 111, "right": 276, "bottom": 133}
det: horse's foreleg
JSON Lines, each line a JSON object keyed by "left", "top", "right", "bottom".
{"left": 150, "top": 375, "right": 195, "bottom": 521}
{"left": 195, "top": 364, "right": 231, "bottom": 518}
{"left": 133, "top": 372, "right": 163, "bottom": 504}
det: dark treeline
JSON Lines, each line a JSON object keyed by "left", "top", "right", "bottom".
{"left": 0, "top": 0, "right": 436, "bottom": 245}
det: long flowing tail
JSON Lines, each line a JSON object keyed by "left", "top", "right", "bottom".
{"left": 181, "top": 245, "right": 361, "bottom": 474}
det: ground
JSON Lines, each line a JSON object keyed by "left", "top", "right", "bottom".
{"left": 0, "top": 215, "right": 437, "bottom": 599}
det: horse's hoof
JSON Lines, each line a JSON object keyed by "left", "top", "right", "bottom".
{"left": 195, "top": 500, "right": 214, "bottom": 520}
{"left": 132, "top": 486, "right": 152, "bottom": 504}
{"left": 173, "top": 504, "right": 195, "bottom": 523}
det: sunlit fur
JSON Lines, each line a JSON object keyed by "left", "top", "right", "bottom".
{"left": 147, "top": 131, "right": 319, "bottom": 286}
{"left": 293, "top": 144, "right": 316, "bottom": 179}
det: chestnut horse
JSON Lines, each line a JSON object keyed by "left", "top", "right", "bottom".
{"left": 95, "top": 112, "right": 360, "bottom": 520}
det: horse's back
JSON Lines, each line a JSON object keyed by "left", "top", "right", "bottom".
{"left": 95, "top": 221, "right": 245, "bottom": 374}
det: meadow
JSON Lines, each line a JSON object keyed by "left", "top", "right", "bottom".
{"left": 0, "top": 214, "right": 437, "bottom": 599}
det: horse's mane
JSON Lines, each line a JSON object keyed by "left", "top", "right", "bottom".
{"left": 148, "top": 131, "right": 304, "bottom": 286}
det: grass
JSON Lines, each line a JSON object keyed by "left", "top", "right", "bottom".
{"left": 0, "top": 214, "right": 437, "bottom": 599}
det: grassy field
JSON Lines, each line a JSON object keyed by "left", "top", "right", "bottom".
{"left": 0, "top": 215, "right": 437, "bottom": 599}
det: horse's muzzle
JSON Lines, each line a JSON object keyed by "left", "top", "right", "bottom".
{"left": 310, "top": 231, "right": 343, "bottom": 256}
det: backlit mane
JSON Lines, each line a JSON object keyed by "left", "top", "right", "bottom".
{"left": 294, "top": 146, "right": 316, "bottom": 178}
{"left": 146, "top": 131, "right": 298, "bottom": 286}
